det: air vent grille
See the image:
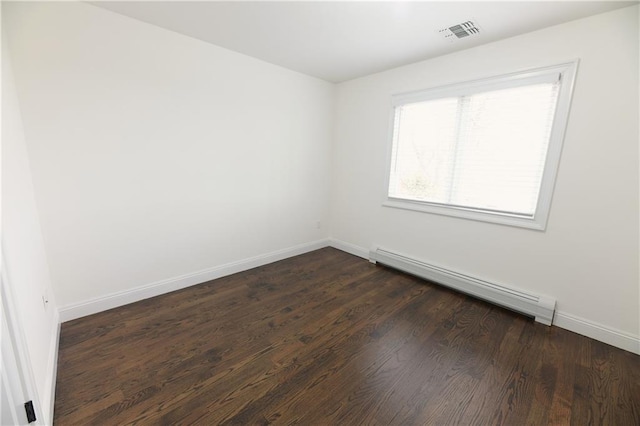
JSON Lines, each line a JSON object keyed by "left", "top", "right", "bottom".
{"left": 438, "top": 20, "right": 481, "bottom": 40}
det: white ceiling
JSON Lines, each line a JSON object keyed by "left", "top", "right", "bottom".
{"left": 90, "top": 1, "right": 637, "bottom": 83}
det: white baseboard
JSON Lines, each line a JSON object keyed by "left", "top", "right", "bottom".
{"left": 553, "top": 311, "right": 640, "bottom": 355}
{"left": 329, "top": 238, "right": 639, "bottom": 355}
{"left": 58, "top": 239, "right": 330, "bottom": 322}
{"left": 57, "top": 237, "right": 640, "bottom": 357}
{"left": 328, "top": 238, "right": 369, "bottom": 259}
{"left": 42, "top": 312, "right": 60, "bottom": 426}
{"left": 369, "top": 246, "right": 556, "bottom": 326}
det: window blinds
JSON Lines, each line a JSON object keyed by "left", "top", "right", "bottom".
{"left": 388, "top": 79, "right": 561, "bottom": 217}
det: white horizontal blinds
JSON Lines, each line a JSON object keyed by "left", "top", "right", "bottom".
{"left": 389, "top": 97, "right": 459, "bottom": 204}
{"left": 389, "top": 78, "right": 561, "bottom": 217}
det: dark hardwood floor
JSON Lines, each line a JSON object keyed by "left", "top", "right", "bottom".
{"left": 54, "top": 248, "right": 640, "bottom": 425}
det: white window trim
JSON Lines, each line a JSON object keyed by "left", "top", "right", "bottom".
{"left": 382, "top": 60, "right": 579, "bottom": 231}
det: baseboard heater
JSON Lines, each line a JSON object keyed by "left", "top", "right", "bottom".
{"left": 369, "top": 247, "right": 555, "bottom": 325}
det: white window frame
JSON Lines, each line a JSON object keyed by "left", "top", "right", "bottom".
{"left": 383, "top": 60, "right": 579, "bottom": 231}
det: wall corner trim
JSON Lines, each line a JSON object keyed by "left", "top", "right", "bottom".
{"left": 58, "top": 239, "right": 331, "bottom": 322}
{"left": 43, "top": 312, "right": 61, "bottom": 425}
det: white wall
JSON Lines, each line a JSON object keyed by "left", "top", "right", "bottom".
{"left": 331, "top": 6, "right": 639, "bottom": 349}
{"left": 4, "top": 2, "right": 334, "bottom": 310}
{"left": 4, "top": 1, "right": 638, "bottom": 357}
{"left": 2, "top": 26, "right": 59, "bottom": 424}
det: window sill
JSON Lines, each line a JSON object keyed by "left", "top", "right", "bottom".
{"left": 382, "top": 199, "right": 546, "bottom": 231}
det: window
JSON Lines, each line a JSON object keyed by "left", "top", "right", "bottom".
{"left": 384, "top": 61, "right": 578, "bottom": 230}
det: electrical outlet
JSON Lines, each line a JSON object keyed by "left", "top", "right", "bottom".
{"left": 316, "top": 221, "right": 321, "bottom": 229}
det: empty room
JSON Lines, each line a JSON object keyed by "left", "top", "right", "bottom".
{"left": 2, "top": 1, "right": 639, "bottom": 424}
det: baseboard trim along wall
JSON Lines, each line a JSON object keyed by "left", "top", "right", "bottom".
{"left": 553, "top": 311, "right": 640, "bottom": 355}
{"left": 328, "top": 238, "right": 369, "bottom": 259}
{"left": 369, "top": 245, "right": 556, "bottom": 325}
{"left": 57, "top": 237, "right": 640, "bottom": 356}
{"left": 58, "top": 239, "right": 331, "bottom": 322}
{"left": 331, "top": 238, "right": 639, "bottom": 354}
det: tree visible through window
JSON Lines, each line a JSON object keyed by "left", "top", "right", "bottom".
{"left": 385, "top": 62, "right": 578, "bottom": 230}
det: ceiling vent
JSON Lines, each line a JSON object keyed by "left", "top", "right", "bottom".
{"left": 438, "top": 21, "right": 481, "bottom": 41}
